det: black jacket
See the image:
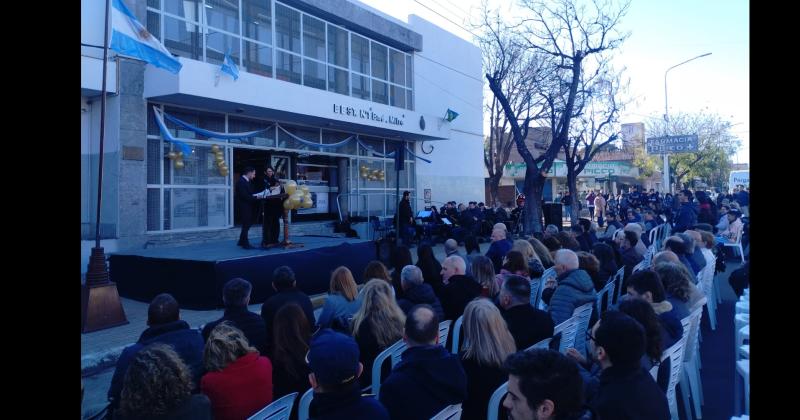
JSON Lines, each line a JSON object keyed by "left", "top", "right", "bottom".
{"left": 397, "top": 283, "right": 446, "bottom": 320}
{"left": 501, "top": 304, "right": 554, "bottom": 350}
{"left": 621, "top": 246, "right": 644, "bottom": 286}
{"left": 438, "top": 275, "right": 482, "bottom": 321}
{"left": 589, "top": 364, "right": 670, "bottom": 420}
{"left": 115, "top": 394, "right": 213, "bottom": 420}
{"left": 416, "top": 259, "right": 444, "bottom": 294}
{"left": 459, "top": 355, "right": 508, "bottom": 420}
{"left": 236, "top": 176, "right": 258, "bottom": 221}
{"left": 202, "top": 306, "right": 268, "bottom": 355}
{"left": 309, "top": 383, "right": 389, "bottom": 420}
{"left": 398, "top": 198, "right": 413, "bottom": 226}
{"left": 261, "top": 288, "right": 316, "bottom": 351}
{"left": 379, "top": 345, "right": 467, "bottom": 420}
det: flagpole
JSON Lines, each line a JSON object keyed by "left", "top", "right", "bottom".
{"left": 83, "top": 0, "right": 128, "bottom": 333}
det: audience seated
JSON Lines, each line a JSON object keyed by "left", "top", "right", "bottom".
{"left": 620, "top": 230, "right": 644, "bottom": 286}
{"left": 201, "top": 322, "right": 273, "bottom": 420}
{"left": 108, "top": 293, "right": 205, "bottom": 412}
{"left": 544, "top": 224, "right": 560, "bottom": 239}
{"left": 379, "top": 305, "right": 468, "bottom": 420}
{"left": 542, "top": 236, "right": 563, "bottom": 254}
{"left": 618, "top": 298, "right": 672, "bottom": 393}
{"left": 459, "top": 299, "right": 517, "bottom": 420}
{"left": 261, "top": 266, "right": 315, "bottom": 348}
{"left": 498, "top": 275, "right": 554, "bottom": 350}
{"left": 391, "top": 246, "right": 414, "bottom": 299}
{"left": 529, "top": 237, "right": 556, "bottom": 269}
{"left": 591, "top": 242, "right": 618, "bottom": 289}
{"left": 576, "top": 251, "right": 604, "bottom": 292}
{"left": 677, "top": 232, "right": 704, "bottom": 276}
{"left": 416, "top": 244, "right": 444, "bottom": 290}
{"left": 495, "top": 250, "right": 531, "bottom": 291}
{"left": 470, "top": 255, "right": 499, "bottom": 299}
{"left": 317, "top": 267, "right": 362, "bottom": 331}
{"left": 202, "top": 278, "right": 268, "bottom": 355}
{"left": 307, "top": 329, "right": 390, "bottom": 420}
{"left": 115, "top": 343, "right": 212, "bottom": 420}
{"left": 654, "top": 262, "right": 703, "bottom": 313}
{"left": 556, "top": 231, "right": 581, "bottom": 252}
{"left": 486, "top": 229, "right": 513, "bottom": 273}
{"left": 397, "top": 265, "right": 445, "bottom": 320}
{"left": 542, "top": 249, "right": 597, "bottom": 325}
{"left": 625, "top": 270, "right": 685, "bottom": 343}
{"left": 623, "top": 223, "right": 648, "bottom": 257}
{"left": 663, "top": 236, "right": 696, "bottom": 276}
{"left": 271, "top": 303, "right": 312, "bottom": 402}
{"left": 512, "top": 239, "right": 546, "bottom": 278}
{"left": 587, "top": 311, "right": 670, "bottom": 420}
{"left": 438, "top": 255, "right": 482, "bottom": 321}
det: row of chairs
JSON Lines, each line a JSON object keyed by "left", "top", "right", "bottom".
{"left": 734, "top": 289, "right": 750, "bottom": 416}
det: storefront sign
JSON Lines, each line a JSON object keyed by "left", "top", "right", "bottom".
{"left": 333, "top": 104, "right": 405, "bottom": 127}
{"left": 503, "top": 160, "right": 639, "bottom": 179}
{"left": 646, "top": 134, "right": 699, "bottom": 154}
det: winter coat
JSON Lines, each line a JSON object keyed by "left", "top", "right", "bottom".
{"left": 486, "top": 239, "right": 513, "bottom": 273}
{"left": 438, "top": 274, "right": 482, "bottom": 321}
{"left": 501, "top": 304, "right": 554, "bottom": 350}
{"left": 548, "top": 269, "right": 597, "bottom": 325}
{"left": 589, "top": 364, "right": 670, "bottom": 420}
{"left": 317, "top": 293, "right": 361, "bottom": 330}
{"left": 308, "top": 384, "right": 389, "bottom": 420}
{"left": 674, "top": 202, "right": 698, "bottom": 233}
{"left": 459, "top": 355, "right": 508, "bottom": 420}
{"left": 203, "top": 306, "right": 268, "bottom": 356}
{"left": 201, "top": 352, "right": 274, "bottom": 420}
{"left": 397, "top": 283, "right": 446, "bottom": 320}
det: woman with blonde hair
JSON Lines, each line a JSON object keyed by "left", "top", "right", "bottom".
{"left": 470, "top": 255, "right": 497, "bottom": 298}
{"left": 317, "top": 266, "right": 362, "bottom": 331}
{"left": 528, "top": 237, "right": 555, "bottom": 269}
{"left": 458, "top": 299, "right": 517, "bottom": 420}
{"left": 351, "top": 279, "right": 406, "bottom": 388}
{"left": 512, "top": 239, "right": 545, "bottom": 278}
{"left": 201, "top": 322, "right": 273, "bottom": 420}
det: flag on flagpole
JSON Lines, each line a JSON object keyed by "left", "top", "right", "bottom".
{"left": 221, "top": 52, "right": 240, "bottom": 81}
{"left": 110, "top": 0, "right": 182, "bottom": 74}
{"left": 444, "top": 108, "right": 459, "bottom": 122}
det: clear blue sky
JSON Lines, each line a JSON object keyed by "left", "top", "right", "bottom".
{"left": 358, "top": 0, "right": 749, "bottom": 163}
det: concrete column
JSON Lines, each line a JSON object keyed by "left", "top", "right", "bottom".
{"left": 117, "top": 59, "right": 148, "bottom": 249}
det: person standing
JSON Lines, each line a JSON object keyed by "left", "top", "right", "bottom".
{"left": 236, "top": 167, "right": 258, "bottom": 249}
{"left": 594, "top": 192, "right": 607, "bottom": 227}
{"left": 587, "top": 190, "right": 597, "bottom": 219}
{"left": 561, "top": 191, "right": 573, "bottom": 221}
{"left": 258, "top": 167, "right": 284, "bottom": 248}
{"left": 397, "top": 191, "right": 414, "bottom": 246}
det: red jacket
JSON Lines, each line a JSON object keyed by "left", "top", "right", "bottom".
{"left": 201, "top": 352, "right": 274, "bottom": 420}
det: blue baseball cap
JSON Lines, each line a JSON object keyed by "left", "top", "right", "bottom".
{"left": 306, "top": 329, "right": 360, "bottom": 386}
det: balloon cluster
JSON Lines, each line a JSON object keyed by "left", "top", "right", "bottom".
{"left": 359, "top": 165, "right": 385, "bottom": 181}
{"left": 166, "top": 150, "right": 185, "bottom": 169}
{"left": 211, "top": 144, "right": 228, "bottom": 177}
{"left": 282, "top": 180, "right": 314, "bottom": 210}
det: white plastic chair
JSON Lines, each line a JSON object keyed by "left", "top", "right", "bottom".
{"left": 723, "top": 229, "right": 745, "bottom": 263}
{"left": 734, "top": 359, "right": 750, "bottom": 415}
{"left": 736, "top": 325, "right": 749, "bottom": 362}
{"left": 537, "top": 267, "right": 557, "bottom": 310}
{"left": 739, "top": 345, "right": 749, "bottom": 359}
{"left": 529, "top": 279, "right": 541, "bottom": 309}
{"left": 526, "top": 337, "right": 551, "bottom": 351}
{"left": 596, "top": 280, "right": 614, "bottom": 314}
{"left": 439, "top": 320, "right": 452, "bottom": 348}
{"left": 431, "top": 403, "right": 462, "bottom": 420}
{"left": 247, "top": 392, "right": 299, "bottom": 420}
{"left": 553, "top": 315, "right": 579, "bottom": 355}
{"left": 632, "top": 260, "right": 649, "bottom": 273}
{"left": 297, "top": 388, "right": 314, "bottom": 420}
{"left": 648, "top": 225, "right": 660, "bottom": 251}
{"left": 570, "top": 302, "right": 594, "bottom": 356}
{"left": 486, "top": 381, "right": 508, "bottom": 420}
{"left": 450, "top": 315, "right": 463, "bottom": 354}
{"left": 610, "top": 267, "right": 626, "bottom": 309}
{"left": 680, "top": 300, "right": 705, "bottom": 420}
{"left": 664, "top": 335, "right": 688, "bottom": 420}
{"left": 371, "top": 339, "right": 408, "bottom": 398}
{"left": 699, "top": 257, "right": 718, "bottom": 330}
{"left": 735, "top": 301, "right": 749, "bottom": 315}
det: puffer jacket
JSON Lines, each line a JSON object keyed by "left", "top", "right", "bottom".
{"left": 548, "top": 269, "right": 598, "bottom": 325}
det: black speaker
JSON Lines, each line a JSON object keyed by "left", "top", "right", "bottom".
{"left": 543, "top": 203, "right": 563, "bottom": 230}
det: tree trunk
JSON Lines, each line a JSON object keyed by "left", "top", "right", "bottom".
{"left": 522, "top": 166, "right": 545, "bottom": 235}
{"left": 567, "top": 170, "right": 579, "bottom": 226}
{"left": 489, "top": 173, "right": 502, "bottom": 206}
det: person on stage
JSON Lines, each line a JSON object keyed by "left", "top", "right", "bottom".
{"left": 236, "top": 167, "right": 258, "bottom": 249}
{"left": 257, "top": 167, "right": 285, "bottom": 248}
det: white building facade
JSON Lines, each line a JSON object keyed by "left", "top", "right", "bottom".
{"left": 81, "top": 0, "right": 484, "bottom": 274}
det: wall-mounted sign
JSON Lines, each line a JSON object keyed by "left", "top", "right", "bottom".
{"left": 646, "top": 134, "right": 699, "bottom": 155}
{"left": 504, "top": 160, "right": 639, "bottom": 179}
{"left": 424, "top": 188, "right": 431, "bottom": 204}
{"left": 333, "top": 104, "right": 405, "bottom": 127}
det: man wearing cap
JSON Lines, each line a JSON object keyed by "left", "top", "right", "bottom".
{"left": 379, "top": 304, "right": 467, "bottom": 419}
{"left": 307, "top": 329, "right": 390, "bottom": 420}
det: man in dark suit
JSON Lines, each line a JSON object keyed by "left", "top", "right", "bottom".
{"left": 259, "top": 167, "right": 284, "bottom": 248}
{"left": 236, "top": 166, "right": 258, "bottom": 249}
{"left": 397, "top": 190, "right": 414, "bottom": 245}
{"left": 498, "top": 275, "right": 554, "bottom": 350}
{"left": 202, "top": 278, "right": 267, "bottom": 355}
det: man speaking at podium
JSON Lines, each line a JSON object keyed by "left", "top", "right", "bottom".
{"left": 255, "top": 167, "right": 285, "bottom": 248}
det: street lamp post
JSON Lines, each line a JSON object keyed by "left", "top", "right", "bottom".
{"left": 663, "top": 52, "right": 712, "bottom": 193}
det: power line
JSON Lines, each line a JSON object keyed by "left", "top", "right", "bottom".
{"left": 428, "top": 0, "right": 471, "bottom": 23}
{"left": 413, "top": 70, "right": 483, "bottom": 109}
{"left": 412, "top": 0, "right": 479, "bottom": 38}
{"left": 415, "top": 53, "right": 484, "bottom": 83}
{"left": 441, "top": 0, "right": 473, "bottom": 18}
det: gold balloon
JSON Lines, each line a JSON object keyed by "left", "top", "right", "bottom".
{"left": 174, "top": 160, "right": 185, "bottom": 169}
{"left": 283, "top": 199, "right": 293, "bottom": 210}
{"left": 167, "top": 151, "right": 177, "bottom": 160}
{"left": 220, "top": 170, "right": 229, "bottom": 177}
{"left": 177, "top": 151, "right": 184, "bottom": 158}
{"left": 285, "top": 180, "right": 297, "bottom": 195}
{"left": 300, "top": 185, "right": 309, "bottom": 193}
{"left": 217, "top": 160, "right": 226, "bottom": 168}
{"left": 215, "top": 154, "right": 224, "bottom": 162}
{"left": 302, "top": 199, "right": 314, "bottom": 208}
{"left": 289, "top": 194, "right": 302, "bottom": 207}
{"left": 211, "top": 144, "right": 220, "bottom": 152}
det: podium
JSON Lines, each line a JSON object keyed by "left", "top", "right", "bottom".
{"left": 258, "top": 193, "right": 303, "bottom": 249}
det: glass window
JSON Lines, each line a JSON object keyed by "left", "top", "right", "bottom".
{"left": 147, "top": 11, "right": 161, "bottom": 40}
{"left": 406, "top": 54, "right": 413, "bottom": 88}
{"left": 351, "top": 34, "right": 370, "bottom": 74}
{"left": 243, "top": 41, "right": 272, "bottom": 77}
{"left": 385, "top": 160, "right": 396, "bottom": 188}
{"left": 147, "top": 105, "right": 160, "bottom": 135}
{"left": 163, "top": 189, "right": 172, "bottom": 229}
{"left": 322, "top": 130, "right": 357, "bottom": 155}
{"left": 276, "top": 51, "right": 301, "bottom": 84}
{"left": 372, "top": 80, "right": 388, "bottom": 104}
{"left": 302, "top": 14, "right": 326, "bottom": 61}
{"left": 371, "top": 42, "right": 387, "bottom": 80}
{"left": 406, "top": 89, "right": 414, "bottom": 111}
{"left": 275, "top": 4, "right": 301, "bottom": 54}
{"left": 147, "top": 138, "right": 161, "bottom": 184}
{"left": 147, "top": 188, "right": 161, "bottom": 231}
{"left": 390, "top": 85, "right": 406, "bottom": 109}
{"left": 206, "top": 30, "right": 240, "bottom": 65}
{"left": 168, "top": 188, "right": 229, "bottom": 229}
{"left": 303, "top": 59, "right": 327, "bottom": 90}
{"left": 164, "top": 106, "right": 199, "bottom": 139}
{"left": 359, "top": 137, "right": 384, "bottom": 157}
{"left": 228, "top": 117, "right": 276, "bottom": 147}
{"left": 389, "top": 49, "right": 405, "bottom": 86}
{"left": 170, "top": 145, "right": 228, "bottom": 185}
{"left": 205, "top": 0, "right": 240, "bottom": 34}
{"left": 164, "top": 16, "right": 201, "bottom": 60}
{"left": 165, "top": 0, "right": 200, "bottom": 22}
{"left": 148, "top": 0, "right": 160, "bottom": 8}
{"left": 327, "top": 25, "right": 348, "bottom": 68}
{"left": 328, "top": 66, "right": 348, "bottom": 95}
{"left": 243, "top": 0, "right": 271, "bottom": 44}
{"left": 163, "top": 144, "right": 173, "bottom": 184}
{"left": 358, "top": 160, "right": 385, "bottom": 189}
{"left": 278, "top": 125, "right": 319, "bottom": 151}
{"left": 351, "top": 74, "right": 370, "bottom": 100}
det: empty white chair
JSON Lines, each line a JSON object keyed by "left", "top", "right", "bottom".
{"left": 371, "top": 339, "right": 408, "bottom": 398}
{"left": 553, "top": 315, "right": 579, "bottom": 354}
{"left": 664, "top": 336, "right": 688, "bottom": 420}
{"left": 450, "top": 315, "right": 463, "bottom": 354}
{"left": 699, "top": 258, "right": 718, "bottom": 330}
{"left": 632, "top": 260, "right": 649, "bottom": 273}
{"left": 680, "top": 300, "right": 705, "bottom": 420}
{"left": 735, "top": 301, "right": 749, "bottom": 315}
{"left": 734, "top": 359, "right": 750, "bottom": 415}
{"left": 570, "top": 302, "right": 594, "bottom": 356}
{"left": 297, "top": 388, "right": 314, "bottom": 420}
{"left": 486, "top": 381, "right": 508, "bottom": 420}
{"left": 526, "top": 337, "right": 552, "bottom": 351}
{"left": 431, "top": 403, "right": 462, "bottom": 420}
{"left": 247, "top": 392, "right": 299, "bottom": 420}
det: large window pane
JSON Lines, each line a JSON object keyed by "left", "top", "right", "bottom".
{"left": 168, "top": 188, "right": 229, "bottom": 229}
{"left": 278, "top": 125, "right": 319, "bottom": 150}
{"left": 322, "top": 130, "right": 357, "bottom": 155}
{"left": 359, "top": 137, "right": 383, "bottom": 157}
{"left": 303, "top": 59, "right": 326, "bottom": 90}
{"left": 165, "top": 0, "right": 200, "bottom": 22}
{"left": 358, "top": 160, "right": 384, "bottom": 188}
{"left": 275, "top": 4, "right": 300, "bottom": 54}
{"left": 302, "top": 15, "right": 326, "bottom": 61}
{"left": 147, "top": 11, "right": 161, "bottom": 41}
{"left": 390, "top": 85, "right": 406, "bottom": 108}
{"left": 328, "top": 66, "right": 348, "bottom": 95}
{"left": 406, "top": 89, "right": 414, "bottom": 111}
{"left": 228, "top": 117, "right": 276, "bottom": 147}
{"left": 244, "top": 41, "right": 272, "bottom": 77}
{"left": 371, "top": 42, "right": 387, "bottom": 80}
{"left": 351, "top": 34, "right": 370, "bottom": 74}
{"left": 389, "top": 49, "right": 405, "bottom": 86}
{"left": 276, "top": 51, "right": 301, "bottom": 84}
{"left": 327, "top": 25, "right": 348, "bottom": 68}
{"left": 170, "top": 145, "right": 228, "bottom": 185}
{"left": 406, "top": 54, "right": 413, "bottom": 88}
{"left": 147, "top": 104, "right": 160, "bottom": 135}
{"left": 164, "top": 16, "right": 201, "bottom": 60}
{"left": 148, "top": 0, "right": 160, "bottom": 8}
{"left": 351, "top": 74, "right": 370, "bottom": 100}
{"left": 147, "top": 188, "right": 161, "bottom": 231}
{"left": 372, "top": 80, "right": 388, "bottom": 104}
{"left": 243, "top": 0, "right": 272, "bottom": 44}
{"left": 205, "top": 0, "right": 240, "bottom": 34}
{"left": 206, "top": 30, "right": 240, "bottom": 65}
{"left": 147, "top": 138, "right": 161, "bottom": 184}
{"left": 163, "top": 107, "right": 224, "bottom": 140}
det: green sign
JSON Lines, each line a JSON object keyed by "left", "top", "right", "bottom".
{"left": 503, "top": 160, "right": 639, "bottom": 179}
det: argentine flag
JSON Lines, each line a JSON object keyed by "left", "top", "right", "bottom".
{"left": 110, "top": 0, "right": 182, "bottom": 74}
{"left": 221, "top": 52, "right": 239, "bottom": 81}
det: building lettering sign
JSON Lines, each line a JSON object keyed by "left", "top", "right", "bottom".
{"left": 333, "top": 104, "right": 405, "bottom": 127}
{"left": 503, "top": 160, "right": 639, "bottom": 179}
{"left": 646, "top": 134, "right": 699, "bottom": 155}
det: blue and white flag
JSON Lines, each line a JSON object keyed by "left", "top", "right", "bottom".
{"left": 221, "top": 52, "right": 239, "bottom": 81}
{"left": 110, "top": 0, "right": 182, "bottom": 74}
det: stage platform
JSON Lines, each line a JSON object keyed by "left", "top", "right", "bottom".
{"left": 109, "top": 236, "right": 376, "bottom": 310}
